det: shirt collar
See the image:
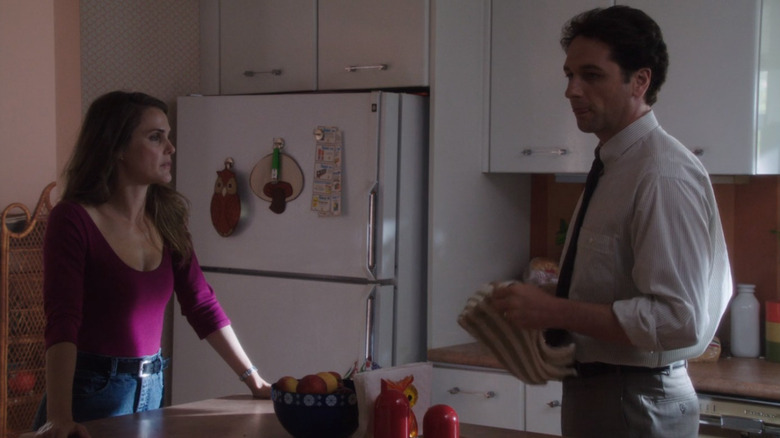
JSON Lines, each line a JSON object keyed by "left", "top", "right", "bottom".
{"left": 599, "top": 110, "right": 659, "bottom": 167}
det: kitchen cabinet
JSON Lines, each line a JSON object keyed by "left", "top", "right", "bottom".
{"left": 219, "top": 0, "right": 317, "bottom": 95}
{"left": 432, "top": 365, "right": 525, "bottom": 430}
{"left": 486, "top": 0, "right": 608, "bottom": 173}
{"left": 619, "top": 0, "right": 764, "bottom": 175}
{"left": 216, "top": 0, "right": 429, "bottom": 95}
{"left": 318, "top": 0, "right": 429, "bottom": 90}
{"left": 1, "top": 183, "right": 53, "bottom": 438}
{"left": 487, "top": 0, "right": 780, "bottom": 175}
{"left": 524, "top": 381, "right": 562, "bottom": 435}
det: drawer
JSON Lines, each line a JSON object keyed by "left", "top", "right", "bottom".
{"left": 432, "top": 366, "right": 524, "bottom": 430}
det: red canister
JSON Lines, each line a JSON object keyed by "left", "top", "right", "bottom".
{"left": 374, "top": 388, "right": 410, "bottom": 438}
{"left": 766, "top": 301, "right": 780, "bottom": 362}
{"left": 423, "top": 404, "right": 459, "bottom": 438}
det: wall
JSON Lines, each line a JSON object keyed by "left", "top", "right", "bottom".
{"left": 79, "top": 0, "right": 200, "bottom": 406}
{"left": 0, "top": 1, "right": 62, "bottom": 210}
{"left": 79, "top": 0, "right": 200, "bottom": 136}
{"left": 530, "top": 175, "right": 780, "bottom": 356}
{"left": 1, "top": 0, "right": 201, "bottom": 409}
{"left": 428, "top": 0, "right": 531, "bottom": 349}
{"left": 0, "top": 0, "right": 199, "bottom": 210}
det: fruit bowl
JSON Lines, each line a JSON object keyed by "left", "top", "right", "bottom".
{"left": 271, "top": 379, "right": 359, "bottom": 438}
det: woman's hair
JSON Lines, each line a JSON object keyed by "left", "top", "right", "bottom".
{"left": 560, "top": 5, "right": 669, "bottom": 106}
{"left": 62, "top": 90, "right": 193, "bottom": 262}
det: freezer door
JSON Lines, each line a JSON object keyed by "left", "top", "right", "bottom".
{"left": 175, "top": 92, "right": 402, "bottom": 281}
{"left": 171, "top": 272, "right": 394, "bottom": 404}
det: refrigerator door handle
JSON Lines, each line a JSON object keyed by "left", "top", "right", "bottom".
{"left": 365, "top": 286, "right": 377, "bottom": 362}
{"left": 367, "top": 183, "right": 378, "bottom": 277}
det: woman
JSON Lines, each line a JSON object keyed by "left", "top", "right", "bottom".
{"left": 33, "top": 91, "right": 271, "bottom": 438}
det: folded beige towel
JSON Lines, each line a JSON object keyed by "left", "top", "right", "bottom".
{"left": 457, "top": 282, "right": 576, "bottom": 384}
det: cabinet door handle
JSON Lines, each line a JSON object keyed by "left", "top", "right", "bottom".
{"left": 521, "top": 148, "right": 568, "bottom": 156}
{"left": 345, "top": 64, "right": 388, "bottom": 72}
{"left": 447, "top": 387, "right": 496, "bottom": 399}
{"left": 546, "top": 400, "right": 561, "bottom": 408}
{"left": 243, "top": 69, "right": 282, "bottom": 77}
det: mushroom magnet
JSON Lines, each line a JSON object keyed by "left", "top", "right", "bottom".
{"left": 250, "top": 138, "right": 304, "bottom": 214}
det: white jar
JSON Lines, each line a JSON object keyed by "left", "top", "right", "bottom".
{"left": 730, "top": 284, "right": 760, "bottom": 358}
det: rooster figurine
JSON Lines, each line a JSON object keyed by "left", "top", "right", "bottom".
{"left": 383, "top": 375, "right": 419, "bottom": 438}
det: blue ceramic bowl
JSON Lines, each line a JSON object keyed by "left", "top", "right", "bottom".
{"left": 271, "top": 379, "right": 359, "bottom": 438}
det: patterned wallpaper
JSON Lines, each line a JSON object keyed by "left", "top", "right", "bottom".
{"left": 80, "top": 0, "right": 200, "bottom": 120}
{"left": 79, "top": 2, "right": 201, "bottom": 405}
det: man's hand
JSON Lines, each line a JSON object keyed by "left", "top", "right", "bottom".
{"left": 490, "top": 282, "right": 559, "bottom": 329}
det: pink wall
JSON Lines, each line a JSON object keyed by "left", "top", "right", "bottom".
{"left": 0, "top": 0, "right": 199, "bottom": 213}
{"left": 0, "top": 1, "right": 80, "bottom": 211}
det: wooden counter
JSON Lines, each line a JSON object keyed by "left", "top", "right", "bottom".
{"left": 428, "top": 342, "right": 780, "bottom": 401}
{"left": 21, "top": 395, "right": 559, "bottom": 438}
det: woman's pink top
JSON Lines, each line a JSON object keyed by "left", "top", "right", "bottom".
{"left": 43, "top": 201, "right": 230, "bottom": 357}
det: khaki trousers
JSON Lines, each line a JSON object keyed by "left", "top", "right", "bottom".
{"left": 561, "top": 363, "right": 698, "bottom": 437}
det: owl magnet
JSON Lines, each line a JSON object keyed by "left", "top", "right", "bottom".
{"left": 210, "top": 158, "right": 241, "bottom": 237}
{"left": 250, "top": 138, "right": 304, "bottom": 214}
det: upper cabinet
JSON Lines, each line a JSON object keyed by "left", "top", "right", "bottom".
{"left": 215, "top": 0, "right": 429, "bottom": 95}
{"left": 486, "top": 0, "right": 608, "bottom": 173}
{"left": 319, "top": 0, "right": 429, "bottom": 90}
{"left": 620, "top": 0, "right": 761, "bottom": 175}
{"left": 486, "top": 0, "right": 780, "bottom": 175}
{"left": 220, "top": 0, "right": 317, "bottom": 94}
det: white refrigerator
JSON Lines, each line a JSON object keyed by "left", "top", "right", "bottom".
{"left": 171, "top": 92, "right": 428, "bottom": 403}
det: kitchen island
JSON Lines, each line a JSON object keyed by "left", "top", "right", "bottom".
{"left": 21, "top": 395, "right": 560, "bottom": 438}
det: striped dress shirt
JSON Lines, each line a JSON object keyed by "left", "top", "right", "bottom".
{"left": 565, "top": 111, "right": 732, "bottom": 367}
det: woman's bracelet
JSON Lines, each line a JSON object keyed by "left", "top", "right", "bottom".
{"left": 239, "top": 365, "right": 258, "bottom": 382}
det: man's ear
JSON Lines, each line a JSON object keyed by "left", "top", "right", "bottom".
{"left": 632, "top": 68, "right": 652, "bottom": 99}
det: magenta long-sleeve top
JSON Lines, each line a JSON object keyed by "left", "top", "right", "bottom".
{"left": 43, "top": 201, "right": 230, "bottom": 357}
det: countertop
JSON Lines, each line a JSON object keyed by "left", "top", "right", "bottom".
{"left": 428, "top": 342, "right": 780, "bottom": 402}
{"left": 21, "top": 395, "right": 559, "bottom": 438}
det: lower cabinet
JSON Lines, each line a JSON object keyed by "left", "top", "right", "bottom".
{"left": 525, "top": 381, "right": 563, "bottom": 435}
{"left": 431, "top": 365, "right": 563, "bottom": 433}
{"left": 432, "top": 365, "right": 525, "bottom": 430}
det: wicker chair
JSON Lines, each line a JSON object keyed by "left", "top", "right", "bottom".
{"left": 1, "top": 182, "right": 55, "bottom": 437}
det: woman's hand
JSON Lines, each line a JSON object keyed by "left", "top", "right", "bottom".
{"left": 34, "top": 420, "right": 91, "bottom": 438}
{"left": 247, "top": 374, "right": 272, "bottom": 399}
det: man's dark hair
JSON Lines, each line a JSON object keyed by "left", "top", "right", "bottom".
{"left": 561, "top": 6, "right": 669, "bottom": 106}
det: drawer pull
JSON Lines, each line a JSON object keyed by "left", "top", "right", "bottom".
{"left": 521, "top": 148, "right": 569, "bottom": 156}
{"left": 447, "top": 387, "right": 496, "bottom": 399}
{"left": 243, "top": 69, "right": 282, "bottom": 77}
{"left": 345, "top": 64, "right": 388, "bottom": 72}
{"left": 546, "top": 400, "right": 561, "bottom": 408}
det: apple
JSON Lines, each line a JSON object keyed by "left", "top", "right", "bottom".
{"left": 8, "top": 370, "right": 36, "bottom": 395}
{"left": 297, "top": 374, "right": 328, "bottom": 394}
{"left": 275, "top": 376, "right": 298, "bottom": 393}
{"left": 316, "top": 371, "right": 340, "bottom": 393}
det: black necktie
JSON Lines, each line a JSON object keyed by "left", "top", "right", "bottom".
{"left": 546, "top": 147, "right": 603, "bottom": 346}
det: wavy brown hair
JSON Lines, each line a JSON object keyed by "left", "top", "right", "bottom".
{"left": 62, "top": 90, "right": 192, "bottom": 262}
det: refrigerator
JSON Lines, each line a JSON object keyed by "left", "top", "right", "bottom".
{"left": 171, "top": 92, "right": 428, "bottom": 404}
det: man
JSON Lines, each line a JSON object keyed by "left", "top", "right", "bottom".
{"left": 491, "top": 6, "right": 731, "bottom": 437}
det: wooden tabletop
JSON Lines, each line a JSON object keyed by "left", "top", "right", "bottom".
{"left": 428, "top": 342, "right": 780, "bottom": 401}
{"left": 21, "top": 395, "right": 558, "bottom": 438}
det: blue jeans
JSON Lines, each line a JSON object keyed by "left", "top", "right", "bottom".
{"left": 33, "top": 350, "right": 167, "bottom": 429}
